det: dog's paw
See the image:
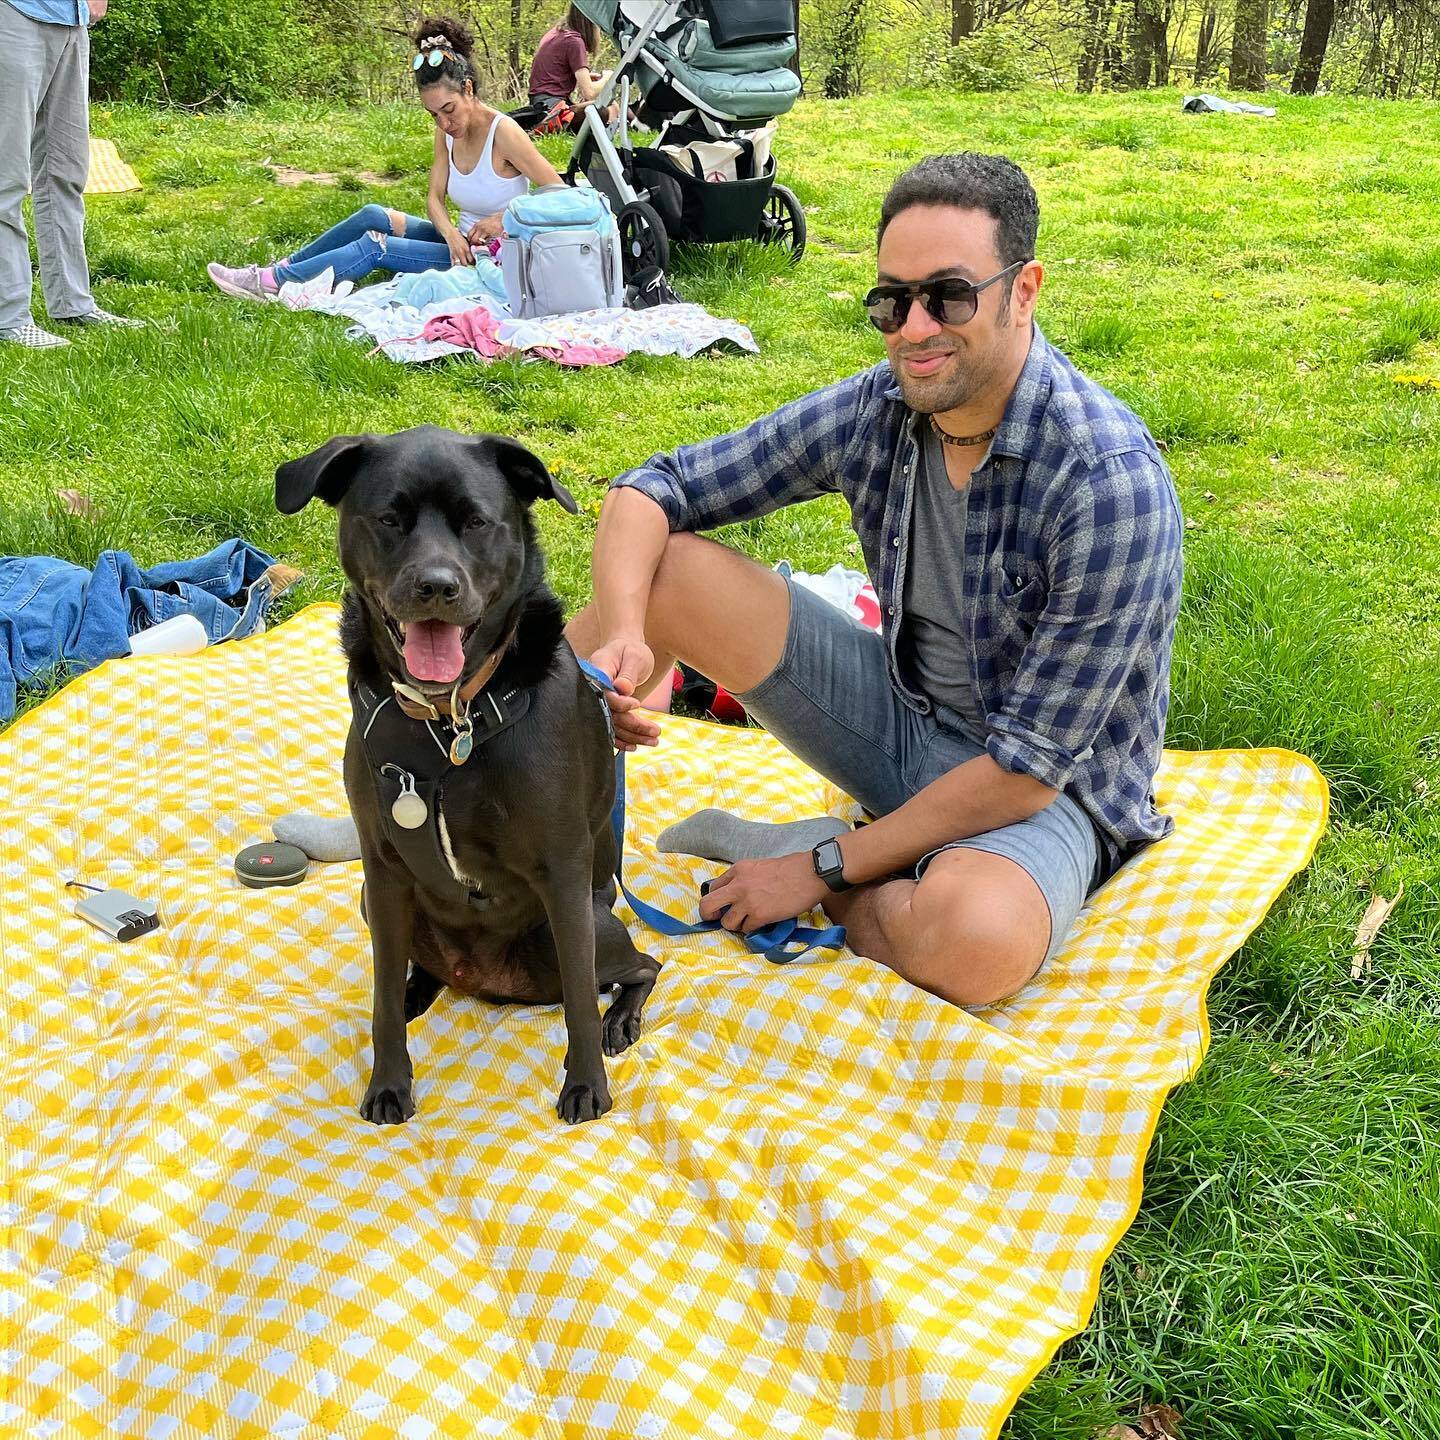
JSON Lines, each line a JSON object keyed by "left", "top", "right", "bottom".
{"left": 602, "top": 1003, "right": 643, "bottom": 1056}
{"left": 360, "top": 1080, "right": 415, "bottom": 1125}
{"left": 556, "top": 1074, "right": 612, "bottom": 1125}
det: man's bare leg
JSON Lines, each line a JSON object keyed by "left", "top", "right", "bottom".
{"left": 824, "top": 847, "right": 1051, "bottom": 1008}
{"left": 566, "top": 531, "right": 791, "bottom": 699}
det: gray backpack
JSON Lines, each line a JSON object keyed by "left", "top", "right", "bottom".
{"left": 499, "top": 184, "right": 625, "bottom": 319}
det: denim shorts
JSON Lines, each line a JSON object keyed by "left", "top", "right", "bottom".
{"left": 735, "top": 578, "right": 1104, "bottom": 961}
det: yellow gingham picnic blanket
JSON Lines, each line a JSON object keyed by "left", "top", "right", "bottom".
{"left": 84, "top": 138, "right": 142, "bottom": 195}
{"left": 0, "top": 606, "right": 1327, "bottom": 1439}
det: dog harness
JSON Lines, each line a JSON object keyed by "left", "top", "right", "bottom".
{"left": 351, "top": 657, "right": 847, "bottom": 963}
{"left": 349, "top": 673, "right": 533, "bottom": 910}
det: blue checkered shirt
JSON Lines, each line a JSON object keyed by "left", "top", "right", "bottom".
{"left": 611, "top": 325, "right": 1184, "bottom": 870}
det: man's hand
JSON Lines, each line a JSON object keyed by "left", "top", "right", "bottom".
{"left": 445, "top": 229, "right": 475, "bottom": 267}
{"left": 88, "top": 0, "right": 108, "bottom": 18}
{"left": 590, "top": 637, "right": 662, "bottom": 751}
{"left": 699, "top": 853, "right": 827, "bottom": 934}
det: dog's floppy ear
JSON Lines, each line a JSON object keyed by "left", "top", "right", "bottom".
{"left": 274, "top": 434, "right": 376, "bottom": 515}
{"left": 487, "top": 435, "right": 579, "bottom": 514}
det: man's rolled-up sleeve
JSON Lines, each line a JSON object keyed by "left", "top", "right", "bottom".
{"left": 608, "top": 371, "right": 869, "bottom": 533}
{"left": 986, "top": 450, "right": 1183, "bottom": 793}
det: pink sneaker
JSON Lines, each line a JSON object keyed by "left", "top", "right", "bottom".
{"left": 206, "top": 262, "right": 276, "bottom": 302}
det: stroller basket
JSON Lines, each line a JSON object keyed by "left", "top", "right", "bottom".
{"left": 629, "top": 146, "right": 776, "bottom": 244}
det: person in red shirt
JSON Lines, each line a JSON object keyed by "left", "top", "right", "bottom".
{"left": 528, "top": 4, "right": 617, "bottom": 126}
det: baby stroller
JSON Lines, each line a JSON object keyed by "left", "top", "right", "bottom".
{"left": 563, "top": 0, "right": 806, "bottom": 280}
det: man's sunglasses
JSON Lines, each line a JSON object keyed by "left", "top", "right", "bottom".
{"left": 863, "top": 261, "right": 1026, "bottom": 334}
{"left": 412, "top": 47, "right": 457, "bottom": 70}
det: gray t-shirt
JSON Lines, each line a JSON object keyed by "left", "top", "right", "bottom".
{"left": 900, "top": 426, "right": 985, "bottom": 731}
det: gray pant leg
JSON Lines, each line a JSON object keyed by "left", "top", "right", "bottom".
{"left": 31, "top": 20, "right": 94, "bottom": 319}
{"left": 0, "top": 5, "right": 50, "bottom": 330}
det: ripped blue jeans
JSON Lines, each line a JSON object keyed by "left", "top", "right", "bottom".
{"left": 271, "top": 203, "right": 455, "bottom": 285}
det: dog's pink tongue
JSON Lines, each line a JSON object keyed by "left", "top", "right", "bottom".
{"left": 403, "top": 621, "right": 466, "bottom": 683}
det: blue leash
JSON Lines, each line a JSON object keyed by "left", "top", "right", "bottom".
{"left": 578, "top": 659, "right": 847, "bottom": 966}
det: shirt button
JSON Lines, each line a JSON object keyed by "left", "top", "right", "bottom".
{"left": 892, "top": 536, "right": 900, "bottom": 547}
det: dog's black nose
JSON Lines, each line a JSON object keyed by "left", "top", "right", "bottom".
{"left": 414, "top": 567, "right": 464, "bottom": 604}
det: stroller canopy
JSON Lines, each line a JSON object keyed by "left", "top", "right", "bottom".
{"left": 576, "top": 0, "right": 801, "bottom": 123}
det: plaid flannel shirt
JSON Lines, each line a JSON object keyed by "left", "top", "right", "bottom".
{"left": 611, "top": 325, "right": 1184, "bottom": 870}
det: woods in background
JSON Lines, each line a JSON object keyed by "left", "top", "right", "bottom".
{"left": 87, "top": 0, "right": 1440, "bottom": 106}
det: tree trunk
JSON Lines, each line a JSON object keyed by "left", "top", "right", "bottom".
{"left": 1194, "top": 3, "right": 1219, "bottom": 82}
{"left": 508, "top": 0, "right": 522, "bottom": 87}
{"left": 1078, "top": 0, "right": 1114, "bottom": 90}
{"left": 823, "top": 0, "right": 868, "bottom": 98}
{"left": 952, "top": 0, "right": 978, "bottom": 41}
{"left": 1289, "top": 0, "right": 1334, "bottom": 92}
{"left": 1128, "top": 0, "right": 1152, "bottom": 86}
{"left": 1228, "top": 0, "right": 1269, "bottom": 90}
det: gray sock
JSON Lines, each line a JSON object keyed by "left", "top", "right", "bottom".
{"left": 655, "top": 807, "right": 848, "bottom": 863}
{"left": 273, "top": 813, "right": 362, "bottom": 863}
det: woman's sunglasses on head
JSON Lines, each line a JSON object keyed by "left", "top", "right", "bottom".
{"left": 412, "top": 47, "right": 457, "bottom": 70}
{"left": 864, "top": 260, "right": 1027, "bottom": 334}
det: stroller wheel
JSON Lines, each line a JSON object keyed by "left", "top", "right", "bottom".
{"left": 617, "top": 199, "right": 671, "bottom": 283}
{"left": 760, "top": 183, "right": 807, "bottom": 265}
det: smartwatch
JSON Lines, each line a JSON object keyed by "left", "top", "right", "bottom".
{"left": 811, "top": 837, "right": 853, "bottom": 893}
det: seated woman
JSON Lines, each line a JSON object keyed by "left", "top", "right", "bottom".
{"left": 528, "top": 4, "right": 618, "bottom": 127}
{"left": 206, "top": 16, "right": 562, "bottom": 301}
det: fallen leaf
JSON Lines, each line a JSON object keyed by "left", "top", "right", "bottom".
{"left": 1415, "top": 778, "right": 1430, "bottom": 798}
{"left": 1155, "top": 438, "right": 1170, "bottom": 452}
{"left": 1138, "top": 1401, "right": 1184, "bottom": 1438}
{"left": 1098, "top": 1428, "right": 1142, "bottom": 1440}
{"left": 1351, "top": 882, "right": 1403, "bottom": 979}
{"left": 1203, "top": 490, "right": 1217, "bottom": 503}
{"left": 1296, "top": 359, "right": 1313, "bottom": 373}
{"left": 1184, "top": 517, "right": 1200, "bottom": 531}
{"left": 827, "top": 290, "right": 853, "bottom": 301}
{"left": 55, "top": 488, "right": 93, "bottom": 517}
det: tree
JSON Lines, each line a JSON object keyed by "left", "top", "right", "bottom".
{"left": 1194, "top": 2, "right": 1222, "bottom": 82}
{"left": 1290, "top": 0, "right": 1336, "bottom": 92}
{"left": 1077, "top": 0, "right": 1116, "bottom": 90}
{"left": 952, "top": 0, "right": 978, "bottom": 41}
{"left": 822, "top": 0, "right": 868, "bottom": 97}
{"left": 1229, "top": 0, "right": 1269, "bottom": 88}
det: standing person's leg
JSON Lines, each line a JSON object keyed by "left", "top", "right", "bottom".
{"left": 0, "top": 6, "right": 52, "bottom": 333}
{"left": 31, "top": 19, "right": 96, "bottom": 322}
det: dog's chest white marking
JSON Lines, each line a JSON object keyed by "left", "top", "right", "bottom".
{"left": 436, "top": 804, "right": 486, "bottom": 891}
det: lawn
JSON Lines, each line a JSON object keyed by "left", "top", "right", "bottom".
{"left": 3, "top": 87, "right": 1440, "bottom": 1437}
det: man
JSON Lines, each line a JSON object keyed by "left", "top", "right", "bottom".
{"left": 0, "top": 0, "right": 140, "bottom": 349}
{"left": 567, "top": 152, "right": 1183, "bottom": 1010}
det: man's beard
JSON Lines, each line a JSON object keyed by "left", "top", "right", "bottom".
{"left": 894, "top": 300, "right": 1014, "bottom": 415}
{"left": 895, "top": 331, "right": 1007, "bottom": 415}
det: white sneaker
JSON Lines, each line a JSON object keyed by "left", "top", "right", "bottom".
{"left": 0, "top": 323, "right": 71, "bottom": 349}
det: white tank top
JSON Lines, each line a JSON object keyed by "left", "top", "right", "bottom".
{"left": 447, "top": 119, "right": 529, "bottom": 232}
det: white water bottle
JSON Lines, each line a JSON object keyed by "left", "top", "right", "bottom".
{"left": 128, "top": 614, "right": 209, "bottom": 657}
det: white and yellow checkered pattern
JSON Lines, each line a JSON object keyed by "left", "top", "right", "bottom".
{"left": 84, "top": 138, "right": 141, "bottom": 195}
{"left": 0, "top": 606, "right": 1327, "bottom": 1440}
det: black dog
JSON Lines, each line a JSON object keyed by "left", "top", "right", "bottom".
{"left": 275, "top": 426, "right": 659, "bottom": 1125}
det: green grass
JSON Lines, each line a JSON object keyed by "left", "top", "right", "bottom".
{"left": 3, "top": 88, "right": 1440, "bottom": 1436}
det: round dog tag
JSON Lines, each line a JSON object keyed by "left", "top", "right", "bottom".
{"left": 450, "top": 730, "right": 474, "bottom": 765}
{"left": 392, "top": 790, "right": 428, "bottom": 829}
